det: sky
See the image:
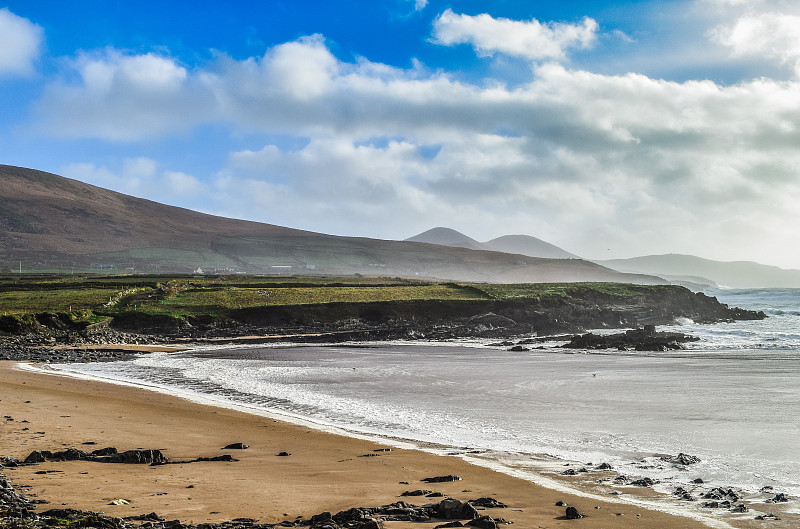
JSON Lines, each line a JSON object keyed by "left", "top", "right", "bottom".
{"left": 2, "top": 0, "right": 800, "bottom": 268}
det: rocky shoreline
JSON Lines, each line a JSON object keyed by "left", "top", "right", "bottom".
{"left": 2, "top": 446, "right": 790, "bottom": 529}
{"left": 0, "top": 287, "right": 766, "bottom": 362}
{"left": 0, "top": 453, "right": 527, "bottom": 529}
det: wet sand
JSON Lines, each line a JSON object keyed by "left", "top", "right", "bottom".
{"left": 0, "top": 361, "right": 738, "bottom": 528}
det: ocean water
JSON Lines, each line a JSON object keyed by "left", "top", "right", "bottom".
{"left": 47, "top": 288, "right": 800, "bottom": 525}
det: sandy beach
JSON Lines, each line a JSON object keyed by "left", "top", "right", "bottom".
{"left": 0, "top": 360, "right": 741, "bottom": 529}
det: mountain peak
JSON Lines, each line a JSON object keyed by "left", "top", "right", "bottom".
{"left": 405, "top": 227, "right": 484, "bottom": 250}
{"left": 406, "top": 228, "right": 579, "bottom": 259}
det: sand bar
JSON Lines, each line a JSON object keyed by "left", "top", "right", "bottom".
{"left": 0, "top": 361, "right": 742, "bottom": 528}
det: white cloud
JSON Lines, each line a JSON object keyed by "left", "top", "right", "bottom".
{"left": 431, "top": 9, "right": 598, "bottom": 60}
{"left": 0, "top": 8, "right": 43, "bottom": 77}
{"left": 712, "top": 11, "right": 800, "bottom": 77}
{"left": 261, "top": 35, "right": 338, "bottom": 100}
{"left": 36, "top": 49, "right": 210, "bottom": 140}
{"left": 414, "top": 0, "right": 428, "bottom": 11}
{"left": 33, "top": 17, "right": 800, "bottom": 267}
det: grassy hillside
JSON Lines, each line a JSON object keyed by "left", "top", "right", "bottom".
{"left": 0, "top": 273, "right": 668, "bottom": 320}
{"left": 0, "top": 165, "right": 661, "bottom": 284}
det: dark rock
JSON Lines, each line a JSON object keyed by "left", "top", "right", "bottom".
{"left": 1, "top": 457, "right": 20, "bottom": 467}
{"left": 766, "top": 492, "right": 789, "bottom": 503}
{"left": 427, "top": 492, "right": 445, "bottom": 497}
{"left": 434, "top": 523, "right": 465, "bottom": 528}
{"left": 662, "top": 453, "right": 701, "bottom": 465}
{"left": 596, "top": 462, "right": 613, "bottom": 470}
{"left": 730, "top": 504, "right": 748, "bottom": 513}
{"left": 673, "top": 487, "right": 695, "bottom": 501}
{"left": 630, "top": 477, "right": 657, "bottom": 487}
{"left": 469, "top": 498, "right": 506, "bottom": 508}
{"left": 90, "top": 447, "right": 118, "bottom": 456}
{"left": 507, "top": 345, "right": 528, "bottom": 352}
{"left": 555, "top": 501, "right": 568, "bottom": 506}
{"left": 223, "top": 443, "right": 249, "bottom": 449}
{"left": 562, "top": 469, "right": 578, "bottom": 476}
{"left": 565, "top": 506, "right": 585, "bottom": 519}
{"left": 49, "top": 448, "right": 89, "bottom": 461}
{"left": 125, "top": 512, "right": 165, "bottom": 522}
{"left": 424, "top": 475, "right": 462, "bottom": 483}
{"left": 23, "top": 450, "right": 51, "bottom": 464}
{"left": 436, "top": 498, "right": 479, "bottom": 520}
{"left": 277, "top": 451, "right": 291, "bottom": 457}
{"left": 755, "top": 513, "right": 781, "bottom": 521}
{"left": 564, "top": 327, "right": 699, "bottom": 351}
{"left": 467, "top": 515, "right": 497, "bottom": 528}
{"left": 692, "top": 478, "right": 704, "bottom": 484}
{"left": 401, "top": 490, "right": 433, "bottom": 496}
{"left": 703, "top": 487, "right": 739, "bottom": 502}
{"left": 333, "top": 507, "right": 369, "bottom": 524}
{"left": 99, "top": 449, "right": 167, "bottom": 465}
{"left": 310, "top": 511, "right": 337, "bottom": 528}
{"left": 39, "top": 508, "right": 86, "bottom": 518}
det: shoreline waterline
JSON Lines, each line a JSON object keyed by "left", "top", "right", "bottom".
{"left": 19, "top": 346, "right": 777, "bottom": 529}
{"left": 2, "top": 359, "right": 728, "bottom": 529}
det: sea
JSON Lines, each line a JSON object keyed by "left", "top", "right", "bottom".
{"left": 43, "top": 288, "right": 800, "bottom": 527}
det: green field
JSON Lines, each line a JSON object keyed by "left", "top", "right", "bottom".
{"left": 0, "top": 273, "right": 668, "bottom": 322}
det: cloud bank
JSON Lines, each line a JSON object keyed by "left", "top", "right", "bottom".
{"left": 29, "top": 4, "right": 800, "bottom": 267}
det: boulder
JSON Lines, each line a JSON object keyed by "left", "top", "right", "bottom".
{"left": 101, "top": 449, "right": 167, "bottom": 465}
{"left": 23, "top": 450, "right": 52, "bottom": 464}
{"left": 467, "top": 515, "right": 497, "bottom": 528}
{"left": 401, "top": 490, "right": 434, "bottom": 496}
{"left": 565, "top": 506, "right": 585, "bottom": 519}
{"left": 49, "top": 448, "right": 89, "bottom": 461}
{"left": 766, "top": 492, "right": 789, "bottom": 503}
{"left": 662, "top": 453, "right": 701, "bottom": 465}
{"left": 90, "top": 447, "right": 118, "bottom": 456}
{"left": 223, "top": 443, "right": 249, "bottom": 449}
{"left": 436, "top": 498, "right": 479, "bottom": 520}
{"left": 469, "top": 497, "right": 506, "bottom": 508}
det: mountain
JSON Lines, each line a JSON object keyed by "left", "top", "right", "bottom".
{"left": 483, "top": 234, "right": 579, "bottom": 259}
{"left": 597, "top": 254, "right": 800, "bottom": 289}
{"left": 406, "top": 228, "right": 578, "bottom": 259}
{"left": 0, "top": 164, "right": 664, "bottom": 284}
{"left": 405, "top": 227, "right": 484, "bottom": 251}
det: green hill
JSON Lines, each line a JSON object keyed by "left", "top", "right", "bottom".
{"left": 0, "top": 164, "right": 661, "bottom": 284}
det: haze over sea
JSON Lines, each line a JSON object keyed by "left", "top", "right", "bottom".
{"left": 50, "top": 288, "right": 800, "bottom": 523}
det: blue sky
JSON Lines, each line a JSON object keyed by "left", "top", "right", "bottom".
{"left": 2, "top": 0, "right": 800, "bottom": 268}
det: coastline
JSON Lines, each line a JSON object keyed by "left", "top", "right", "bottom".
{"left": 0, "top": 359, "right": 734, "bottom": 529}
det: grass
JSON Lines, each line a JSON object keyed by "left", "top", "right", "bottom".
{"left": 476, "top": 282, "right": 666, "bottom": 301}
{"left": 0, "top": 273, "right": 678, "bottom": 321}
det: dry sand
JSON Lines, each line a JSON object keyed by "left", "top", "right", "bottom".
{"left": 0, "top": 361, "right": 740, "bottom": 528}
